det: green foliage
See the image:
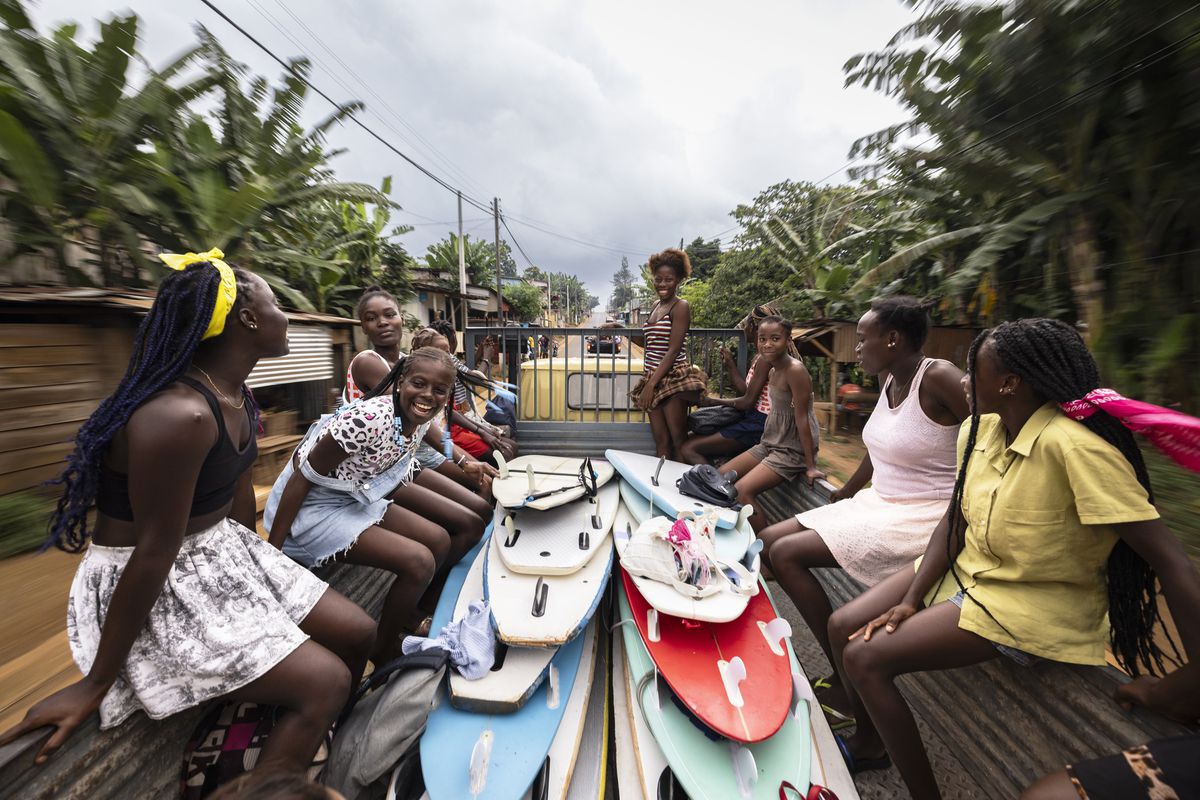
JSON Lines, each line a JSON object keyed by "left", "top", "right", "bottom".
{"left": 0, "top": 491, "right": 50, "bottom": 558}
{"left": 503, "top": 282, "right": 545, "bottom": 322}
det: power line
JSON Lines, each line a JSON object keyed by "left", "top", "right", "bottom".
{"left": 499, "top": 213, "right": 538, "bottom": 269}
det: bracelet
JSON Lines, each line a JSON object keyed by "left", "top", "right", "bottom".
{"left": 456, "top": 454, "right": 468, "bottom": 465}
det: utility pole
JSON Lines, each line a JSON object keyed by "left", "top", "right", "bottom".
{"left": 493, "top": 197, "right": 503, "bottom": 326}
{"left": 457, "top": 191, "right": 467, "bottom": 331}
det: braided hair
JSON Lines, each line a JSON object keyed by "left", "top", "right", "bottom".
{"left": 47, "top": 263, "right": 259, "bottom": 553}
{"left": 948, "top": 318, "right": 1176, "bottom": 676}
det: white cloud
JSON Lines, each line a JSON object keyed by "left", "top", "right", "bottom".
{"left": 27, "top": 0, "right": 916, "bottom": 305}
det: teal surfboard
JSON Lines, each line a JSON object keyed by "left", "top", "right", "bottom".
{"left": 615, "top": 582, "right": 811, "bottom": 800}
{"left": 618, "top": 478, "right": 753, "bottom": 564}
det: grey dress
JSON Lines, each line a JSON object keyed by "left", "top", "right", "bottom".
{"left": 747, "top": 382, "right": 820, "bottom": 480}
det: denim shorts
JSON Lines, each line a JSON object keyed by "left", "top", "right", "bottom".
{"left": 947, "top": 590, "right": 1039, "bottom": 666}
{"left": 717, "top": 409, "right": 768, "bottom": 448}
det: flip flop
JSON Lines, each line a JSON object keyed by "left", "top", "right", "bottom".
{"left": 812, "top": 675, "right": 834, "bottom": 691}
{"left": 820, "top": 702, "right": 856, "bottom": 732}
{"left": 834, "top": 733, "right": 891, "bottom": 775}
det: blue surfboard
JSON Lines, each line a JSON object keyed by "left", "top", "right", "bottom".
{"left": 606, "top": 449, "right": 741, "bottom": 529}
{"left": 618, "top": 478, "right": 753, "bottom": 564}
{"left": 422, "top": 528, "right": 589, "bottom": 800}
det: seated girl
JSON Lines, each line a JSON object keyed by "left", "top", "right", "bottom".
{"left": 679, "top": 303, "right": 788, "bottom": 466}
{"left": 266, "top": 348, "right": 486, "bottom": 665}
{"left": 699, "top": 316, "right": 824, "bottom": 531}
{"left": 428, "top": 319, "right": 518, "bottom": 465}
{"left": 0, "top": 252, "right": 375, "bottom": 774}
{"left": 756, "top": 297, "right": 968, "bottom": 724}
{"left": 825, "top": 319, "right": 1200, "bottom": 800}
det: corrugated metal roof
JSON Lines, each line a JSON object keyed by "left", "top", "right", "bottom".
{"left": 246, "top": 325, "right": 334, "bottom": 388}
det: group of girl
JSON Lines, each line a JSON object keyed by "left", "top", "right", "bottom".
{"left": 1, "top": 246, "right": 1197, "bottom": 800}
{"left": 636, "top": 249, "right": 1199, "bottom": 800}
{"left": 0, "top": 254, "right": 506, "bottom": 785}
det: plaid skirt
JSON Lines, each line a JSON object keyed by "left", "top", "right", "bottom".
{"left": 630, "top": 363, "right": 708, "bottom": 410}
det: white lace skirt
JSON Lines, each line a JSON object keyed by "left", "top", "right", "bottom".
{"left": 795, "top": 487, "right": 951, "bottom": 587}
{"left": 67, "top": 518, "right": 329, "bottom": 728}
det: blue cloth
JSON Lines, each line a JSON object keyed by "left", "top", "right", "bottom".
{"left": 402, "top": 600, "right": 495, "bottom": 680}
{"left": 717, "top": 409, "right": 768, "bottom": 448}
{"left": 264, "top": 459, "right": 391, "bottom": 568}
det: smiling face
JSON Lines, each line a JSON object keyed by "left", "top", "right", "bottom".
{"left": 756, "top": 321, "right": 790, "bottom": 363}
{"left": 359, "top": 296, "right": 405, "bottom": 348}
{"left": 397, "top": 355, "right": 455, "bottom": 426}
{"left": 652, "top": 264, "right": 681, "bottom": 301}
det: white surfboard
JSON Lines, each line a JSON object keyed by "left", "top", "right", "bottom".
{"left": 520, "top": 620, "right": 604, "bottom": 800}
{"left": 493, "top": 454, "right": 615, "bottom": 510}
{"left": 612, "top": 498, "right": 757, "bottom": 624}
{"left": 612, "top": 629, "right": 676, "bottom": 800}
{"left": 619, "top": 478, "right": 754, "bottom": 566}
{"left": 606, "top": 449, "right": 741, "bottom": 529}
{"left": 449, "top": 546, "right": 557, "bottom": 713}
{"left": 485, "top": 525, "right": 612, "bottom": 647}
{"left": 493, "top": 482, "right": 620, "bottom": 576}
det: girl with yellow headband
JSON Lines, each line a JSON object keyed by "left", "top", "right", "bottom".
{"left": 0, "top": 251, "right": 376, "bottom": 777}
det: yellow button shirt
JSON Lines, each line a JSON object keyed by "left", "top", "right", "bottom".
{"left": 926, "top": 403, "right": 1159, "bottom": 664}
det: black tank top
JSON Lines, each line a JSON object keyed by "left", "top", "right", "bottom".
{"left": 96, "top": 377, "right": 258, "bottom": 521}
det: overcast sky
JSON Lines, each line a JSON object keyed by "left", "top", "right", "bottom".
{"left": 31, "top": 0, "right": 917, "bottom": 306}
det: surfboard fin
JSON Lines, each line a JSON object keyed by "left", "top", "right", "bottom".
{"left": 532, "top": 577, "right": 548, "bottom": 618}
{"left": 792, "top": 670, "right": 815, "bottom": 720}
{"left": 546, "top": 664, "right": 560, "bottom": 709}
{"left": 729, "top": 742, "right": 758, "bottom": 800}
{"left": 719, "top": 656, "right": 747, "bottom": 708}
{"left": 494, "top": 450, "right": 510, "bottom": 478}
{"left": 759, "top": 617, "right": 792, "bottom": 657}
{"left": 578, "top": 529, "right": 590, "bottom": 550}
{"left": 502, "top": 514, "right": 519, "bottom": 548}
{"left": 736, "top": 503, "right": 755, "bottom": 529}
{"left": 651, "top": 456, "right": 665, "bottom": 486}
{"left": 647, "top": 607, "right": 660, "bottom": 642}
{"left": 468, "top": 730, "right": 493, "bottom": 797}
{"left": 526, "top": 464, "right": 536, "bottom": 496}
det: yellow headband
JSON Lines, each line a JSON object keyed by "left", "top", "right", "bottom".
{"left": 159, "top": 248, "right": 237, "bottom": 341}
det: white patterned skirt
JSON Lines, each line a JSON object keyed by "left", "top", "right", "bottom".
{"left": 67, "top": 518, "right": 329, "bottom": 729}
{"left": 795, "top": 487, "right": 952, "bottom": 587}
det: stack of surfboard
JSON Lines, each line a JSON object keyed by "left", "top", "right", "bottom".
{"left": 606, "top": 449, "right": 856, "bottom": 800}
{"left": 419, "top": 456, "right": 619, "bottom": 800}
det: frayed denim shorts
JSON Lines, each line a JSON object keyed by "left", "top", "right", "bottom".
{"left": 264, "top": 459, "right": 392, "bottom": 568}
{"left": 948, "top": 590, "right": 1040, "bottom": 666}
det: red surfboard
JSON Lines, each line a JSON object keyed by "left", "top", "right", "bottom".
{"left": 620, "top": 566, "right": 793, "bottom": 743}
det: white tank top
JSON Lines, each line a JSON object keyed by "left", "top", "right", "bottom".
{"left": 862, "top": 357, "right": 960, "bottom": 501}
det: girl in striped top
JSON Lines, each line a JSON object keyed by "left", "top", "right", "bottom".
{"left": 629, "top": 248, "right": 708, "bottom": 459}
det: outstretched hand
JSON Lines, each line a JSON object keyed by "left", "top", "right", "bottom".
{"left": 850, "top": 603, "right": 918, "bottom": 642}
{"left": 804, "top": 466, "right": 827, "bottom": 487}
{"left": 0, "top": 678, "right": 108, "bottom": 764}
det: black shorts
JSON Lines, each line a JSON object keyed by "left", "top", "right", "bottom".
{"left": 1066, "top": 735, "right": 1200, "bottom": 799}
{"left": 717, "top": 409, "right": 768, "bottom": 448}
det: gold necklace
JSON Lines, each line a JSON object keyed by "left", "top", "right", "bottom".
{"left": 194, "top": 365, "right": 246, "bottom": 409}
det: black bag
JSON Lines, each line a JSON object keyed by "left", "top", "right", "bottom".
{"left": 675, "top": 464, "right": 741, "bottom": 509}
{"left": 687, "top": 405, "right": 745, "bottom": 435}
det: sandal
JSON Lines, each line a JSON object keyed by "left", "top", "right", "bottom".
{"left": 821, "top": 702, "right": 856, "bottom": 732}
{"left": 812, "top": 675, "right": 834, "bottom": 692}
{"left": 401, "top": 616, "right": 434, "bottom": 638}
{"left": 834, "top": 733, "right": 891, "bottom": 775}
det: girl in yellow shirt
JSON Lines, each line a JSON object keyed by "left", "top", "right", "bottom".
{"left": 825, "top": 319, "right": 1200, "bottom": 800}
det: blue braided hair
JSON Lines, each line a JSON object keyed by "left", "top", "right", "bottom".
{"left": 46, "top": 262, "right": 259, "bottom": 553}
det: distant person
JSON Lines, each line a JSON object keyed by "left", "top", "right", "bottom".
{"left": 0, "top": 251, "right": 375, "bottom": 774}
{"left": 825, "top": 319, "right": 1200, "bottom": 800}
{"left": 679, "top": 302, "right": 791, "bottom": 465}
{"left": 699, "top": 316, "right": 823, "bottom": 530}
{"left": 629, "top": 248, "right": 707, "bottom": 459}
{"left": 755, "top": 297, "right": 968, "bottom": 728}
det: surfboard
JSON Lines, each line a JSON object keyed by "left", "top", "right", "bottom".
{"left": 612, "top": 497, "right": 756, "bottom": 624}
{"left": 620, "top": 568, "right": 792, "bottom": 743}
{"left": 450, "top": 545, "right": 557, "bottom": 712}
{"left": 606, "top": 449, "right": 740, "bottom": 529}
{"left": 486, "top": 524, "right": 612, "bottom": 647}
{"left": 421, "top": 532, "right": 590, "bottom": 800}
{"left": 611, "top": 627, "right": 676, "bottom": 800}
{"left": 618, "top": 478, "right": 755, "bottom": 574}
{"left": 617, "top": 584, "right": 811, "bottom": 800}
{"left": 521, "top": 622, "right": 608, "bottom": 800}
{"left": 493, "top": 481, "right": 620, "bottom": 576}
{"left": 492, "top": 454, "right": 615, "bottom": 510}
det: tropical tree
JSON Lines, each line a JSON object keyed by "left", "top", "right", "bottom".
{"left": 503, "top": 282, "right": 545, "bottom": 323}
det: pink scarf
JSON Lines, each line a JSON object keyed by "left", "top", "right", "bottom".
{"left": 1060, "top": 389, "right": 1200, "bottom": 473}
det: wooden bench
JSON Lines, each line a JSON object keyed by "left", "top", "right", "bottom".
{"left": 753, "top": 477, "right": 1197, "bottom": 799}
{"left": 0, "top": 563, "right": 394, "bottom": 800}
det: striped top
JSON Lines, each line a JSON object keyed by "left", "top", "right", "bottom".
{"left": 642, "top": 301, "right": 688, "bottom": 372}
